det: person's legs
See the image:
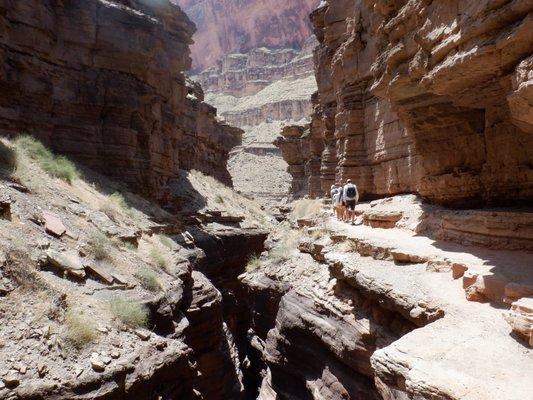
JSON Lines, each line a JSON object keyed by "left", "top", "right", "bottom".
{"left": 346, "top": 200, "right": 356, "bottom": 223}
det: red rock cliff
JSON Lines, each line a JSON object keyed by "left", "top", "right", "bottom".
{"left": 175, "top": 0, "right": 320, "bottom": 71}
{"left": 278, "top": 0, "right": 533, "bottom": 207}
{"left": 0, "top": 0, "right": 242, "bottom": 200}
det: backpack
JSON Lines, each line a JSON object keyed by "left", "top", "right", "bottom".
{"left": 345, "top": 185, "right": 356, "bottom": 199}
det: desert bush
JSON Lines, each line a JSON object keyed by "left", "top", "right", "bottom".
{"left": 245, "top": 255, "right": 262, "bottom": 273}
{"left": 214, "top": 194, "right": 225, "bottom": 204}
{"left": 135, "top": 268, "right": 161, "bottom": 292}
{"left": 89, "top": 231, "right": 112, "bottom": 260}
{"left": 149, "top": 245, "right": 169, "bottom": 270}
{"left": 64, "top": 307, "right": 97, "bottom": 349}
{"left": 158, "top": 234, "right": 174, "bottom": 249}
{"left": 109, "top": 296, "right": 148, "bottom": 329}
{"left": 14, "top": 135, "right": 79, "bottom": 183}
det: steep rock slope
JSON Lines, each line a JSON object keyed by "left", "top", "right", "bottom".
{"left": 0, "top": 0, "right": 242, "bottom": 200}
{"left": 0, "top": 136, "right": 272, "bottom": 399}
{"left": 175, "top": 0, "right": 319, "bottom": 71}
{"left": 277, "top": 0, "right": 533, "bottom": 207}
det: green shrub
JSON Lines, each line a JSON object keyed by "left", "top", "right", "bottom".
{"left": 158, "top": 234, "right": 174, "bottom": 249}
{"left": 214, "top": 194, "right": 225, "bottom": 204}
{"left": 14, "top": 135, "right": 79, "bottom": 183}
{"left": 89, "top": 231, "right": 112, "bottom": 261}
{"left": 149, "top": 245, "right": 168, "bottom": 270}
{"left": 64, "top": 308, "right": 98, "bottom": 349}
{"left": 109, "top": 297, "right": 148, "bottom": 329}
{"left": 135, "top": 268, "right": 161, "bottom": 292}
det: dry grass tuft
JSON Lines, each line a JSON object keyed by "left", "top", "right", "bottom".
{"left": 64, "top": 307, "right": 98, "bottom": 349}
{"left": 88, "top": 231, "right": 112, "bottom": 261}
{"left": 14, "top": 135, "right": 79, "bottom": 183}
{"left": 100, "top": 192, "right": 135, "bottom": 222}
{"left": 157, "top": 234, "right": 174, "bottom": 249}
{"left": 245, "top": 255, "right": 262, "bottom": 273}
{"left": 109, "top": 297, "right": 148, "bottom": 329}
{"left": 135, "top": 268, "right": 161, "bottom": 292}
{"left": 149, "top": 245, "right": 169, "bottom": 270}
{"left": 0, "top": 140, "right": 16, "bottom": 173}
{"left": 267, "top": 227, "right": 300, "bottom": 264}
{"left": 292, "top": 199, "right": 324, "bottom": 220}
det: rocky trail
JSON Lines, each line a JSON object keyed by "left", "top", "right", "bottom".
{"left": 242, "top": 196, "right": 533, "bottom": 399}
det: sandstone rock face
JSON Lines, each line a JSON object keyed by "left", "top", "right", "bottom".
{"left": 0, "top": 0, "right": 242, "bottom": 200}
{"left": 278, "top": 0, "right": 533, "bottom": 207}
{"left": 175, "top": 0, "right": 320, "bottom": 71}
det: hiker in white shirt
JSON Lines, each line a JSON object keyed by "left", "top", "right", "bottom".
{"left": 330, "top": 184, "right": 338, "bottom": 213}
{"left": 342, "top": 179, "right": 359, "bottom": 224}
{"left": 331, "top": 183, "right": 345, "bottom": 220}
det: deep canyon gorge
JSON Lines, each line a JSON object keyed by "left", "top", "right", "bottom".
{"left": 0, "top": 1, "right": 532, "bottom": 400}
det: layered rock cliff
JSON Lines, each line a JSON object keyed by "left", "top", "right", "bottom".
{"left": 277, "top": 0, "right": 533, "bottom": 207}
{"left": 175, "top": 0, "right": 319, "bottom": 71}
{"left": 0, "top": 0, "right": 242, "bottom": 201}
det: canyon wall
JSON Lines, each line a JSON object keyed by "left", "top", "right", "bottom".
{"left": 0, "top": 0, "right": 242, "bottom": 201}
{"left": 175, "top": 0, "right": 319, "bottom": 71}
{"left": 175, "top": 0, "right": 322, "bottom": 208}
{"left": 190, "top": 37, "right": 318, "bottom": 207}
{"left": 277, "top": 0, "right": 533, "bottom": 207}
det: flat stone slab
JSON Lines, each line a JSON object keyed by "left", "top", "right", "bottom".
{"left": 46, "top": 249, "right": 85, "bottom": 279}
{"left": 43, "top": 211, "right": 66, "bottom": 237}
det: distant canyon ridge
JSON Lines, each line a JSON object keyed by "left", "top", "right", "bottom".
{"left": 174, "top": 0, "right": 319, "bottom": 71}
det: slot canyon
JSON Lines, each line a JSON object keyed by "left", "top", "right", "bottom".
{"left": 0, "top": 1, "right": 531, "bottom": 400}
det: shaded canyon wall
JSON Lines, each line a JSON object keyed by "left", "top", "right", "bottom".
{"left": 0, "top": 0, "right": 242, "bottom": 201}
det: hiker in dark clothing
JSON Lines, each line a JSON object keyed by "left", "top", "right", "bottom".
{"left": 342, "top": 179, "right": 359, "bottom": 224}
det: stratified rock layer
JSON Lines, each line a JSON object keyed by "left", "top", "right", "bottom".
{"left": 174, "top": 0, "right": 320, "bottom": 71}
{"left": 0, "top": 0, "right": 242, "bottom": 200}
{"left": 277, "top": 0, "right": 533, "bottom": 207}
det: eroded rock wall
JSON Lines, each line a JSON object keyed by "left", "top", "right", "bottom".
{"left": 174, "top": 0, "right": 319, "bottom": 71}
{"left": 279, "top": 0, "right": 533, "bottom": 207}
{"left": 0, "top": 0, "right": 242, "bottom": 200}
